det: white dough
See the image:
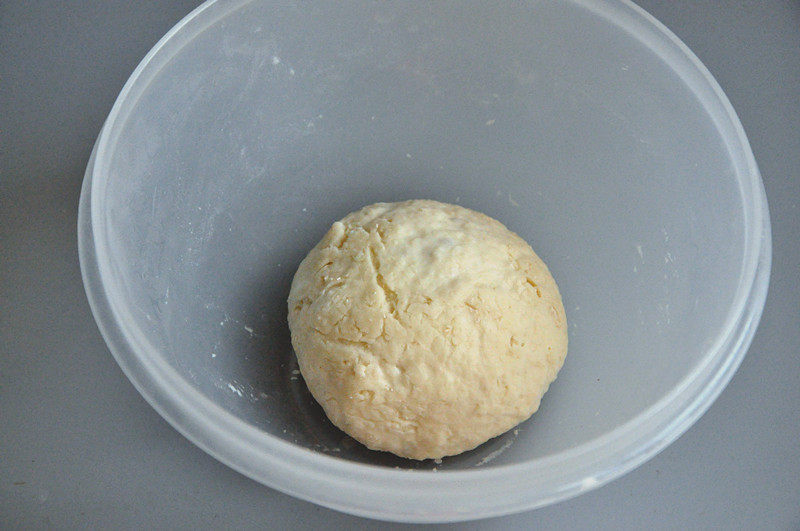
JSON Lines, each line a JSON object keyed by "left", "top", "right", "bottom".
{"left": 287, "top": 200, "right": 567, "bottom": 460}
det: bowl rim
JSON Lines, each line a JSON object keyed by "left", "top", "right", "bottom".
{"left": 78, "top": 0, "right": 772, "bottom": 522}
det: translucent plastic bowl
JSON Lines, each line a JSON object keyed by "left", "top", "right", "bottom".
{"left": 78, "top": 0, "right": 771, "bottom": 523}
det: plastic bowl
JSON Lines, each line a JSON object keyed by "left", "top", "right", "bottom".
{"left": 78, "top": 0, "right": 771, "bottom": 523}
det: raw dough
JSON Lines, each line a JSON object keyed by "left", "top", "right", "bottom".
{"left": 287, "top": 200, "right": 567, "bottom": 460}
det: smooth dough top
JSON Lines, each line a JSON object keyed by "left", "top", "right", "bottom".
{"left": 287, "top": 200, "right": 567, "bottom": 460}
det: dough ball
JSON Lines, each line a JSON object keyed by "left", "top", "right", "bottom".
{"left": 287, "top": 200, "right": 567, "bottom": 460}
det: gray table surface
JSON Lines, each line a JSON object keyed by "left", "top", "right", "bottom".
{"left": 2, "top": 1, "right": 798, "bottom": 528}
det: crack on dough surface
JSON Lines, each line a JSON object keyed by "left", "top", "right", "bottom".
{"left": 368, "top": 245, "right": 399, "bottom": 320}
{"left": 313, "top": 328, "right": 371, "bottom": 350}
